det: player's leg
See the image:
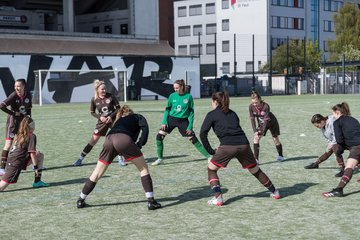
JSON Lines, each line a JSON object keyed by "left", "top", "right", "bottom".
{"left": 322, "top": 158, "right": 359, "bottom": 197}
{"left": 304, "top": 149, "right": 333, "bottom": 169}
{"left": 74, "top": 135, "right": 101, "bottom": 166}
{"left": 0, "top": 139, "right": 12, "bottom": 176}
{"left": 132, "top": 155, "right": 161, "bottom": 210}
{"left": 207, "top": 162, "right": 224, "bottom": 206}
{"left": 32, "top": 152, "right": 49, "bottom": 188}
{"left": 248, "top": 165, "right": 281, "bottom": 199}
{"left": 332, "top": 144, "right": 345, "bottom": 177}
{"left": 153, "top": 130, "right": 167, "bottom": 165}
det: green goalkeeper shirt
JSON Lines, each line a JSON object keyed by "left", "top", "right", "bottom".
{"left": 162, "top": 92, "right": 194, "bottom": 130}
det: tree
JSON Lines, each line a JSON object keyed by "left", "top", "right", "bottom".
{"left": 328, "top": 3, "right": 360, "bottom": 61}
{"left": 260, "top": 39, "right": 322, "bottom": 75}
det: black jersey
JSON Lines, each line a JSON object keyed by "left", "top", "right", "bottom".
{"left": 90, "top": 93, "right": 120, "bottom": 119}
{"left": 0, "top": 91, "right": 32, "bottom": 117}
{"left": 7, "top": 133, "right": 36, "bottom": 168}
{"left": 249, "top": 101, "right": 277, "bottom": 134}
{"left": 334, "top": 115, "right": 360, "bottom": 149}
{"left": 200, "top": 107, "right": 249, "bottom": 155}
{"left": 108, "top": 114, "right": 149, "bottom": 148}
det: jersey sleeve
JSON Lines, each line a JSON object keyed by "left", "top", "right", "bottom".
{"left": 0, "top": 92, "right": 16, "bottom": 116}
{"left": 136, "top": 114, "right": 149, "bottom": 148}
{"left": 90, "top": 97, "right": 100, "bottom": 119}
{"left": 200, "top": 112, "right": 215, "bottom": 155}
{"left": 109, "top": 95, "right": 120, "bottom": 119}
{"left": 28, "top": 134, "right": 37, "bottom": 153}
{"left": 162, "top": 95, "right": 172, "bottom": 125}
{"left": 248, "top": 104, "right": 257, "bottom": 132}
{"left": 187, "top": 95, "right": 194, "bottom": 130}
{"left": 259, "top": 103, "right": 271, "bottom": 134}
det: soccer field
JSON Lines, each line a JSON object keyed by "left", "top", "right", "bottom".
{"left": 1, "top": 94, "right": 360, "bottom": 240}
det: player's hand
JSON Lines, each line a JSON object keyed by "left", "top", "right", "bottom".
{"left": 186, "top": 129, "right": 193, "bottom": 135}
{"left": 160, "top": 124, "right": 167, "bottom": 131}
{"left": 105, "top": 116, "right": 112, "bottom": 123}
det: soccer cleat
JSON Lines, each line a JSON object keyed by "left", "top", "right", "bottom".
{"left": 73, "top": 158, "right": 83, "bottom": 166}
{"left": 77, "top": 198, "right": 86, "bottom": 208}
{"left": 118, "top": 155, "right": 127, "bottom": 166}
{"left": 270, "top": 189, "right": 281, "bottom": 199}
{"left": 0, "top": 168, "right": 5, "bottom": 176}
{"left": 147, "top": 200, "right": 162, "bottom": 210}
{"left": 255, "top": 159, "right": 260, "bottom": 165}
{"left": 304, "top": 162, "right": 319, "bottom": 169}
{"left": 322, "top": 188, "right": 343, "bottom": 198}
{"left": 334, "top": 170, "right": 344, "bottom": 178}
{"left": 276, "top": 156, "right": 285, "bottom": 162}
{"left": 207, "top": 194, "right": 224, "bottom": 206}
{"left": 32, "top": 166, "right": 47, "bottom": 171}
{"left": 151, "top": 158, "right": 163, "bottom": 166}
{"left": 32, "top": 181, "right": 49, "bottom": 188}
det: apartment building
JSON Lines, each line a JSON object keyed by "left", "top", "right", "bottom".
{"left": 174, "top": 0, "right": 360, "bottom": 78}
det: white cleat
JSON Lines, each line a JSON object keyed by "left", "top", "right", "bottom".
{"left": 151, "top": 158, "right": 163, "bottom": 166}
{"left": 208, "top": 194, "right": 224, "bottom": 206}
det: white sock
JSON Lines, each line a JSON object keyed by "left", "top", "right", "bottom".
{"left": 145, "top": 192, "right": 154, "bottom": 198}
{"left": 80, "top": 192, "right": 87, "bottom": 199}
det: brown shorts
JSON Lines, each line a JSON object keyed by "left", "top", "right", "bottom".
{"left": 263, "top": 120, "right": 280, "bottom": 137}
{"left": 1, "top": 159, "right": 29, "bottom": 184}
{"left": 93, "top": 121, "right": 112, "bottom": 136}
{"left": 210, "top": 145, "right": 257, "bottom": 169}
{"left": 348, "top": 145, "right": 360, "bottom": 162}
{"left": 98, "top": 133, "right": 143, "bottom": 164}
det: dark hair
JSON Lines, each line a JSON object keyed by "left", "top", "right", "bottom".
{"left": 174, "top": 79, "right": 186, "bottom": 94}
{"left": 212, "top": 91, "right": 229, "bottom": 113}
{"left": 251, "top": 90, "right": 262, "bottom": 101}
{"left": 15, "top": 78, "right": 26, "bottom": 87}
{"left": 311, "top": 114, "right": 327, "bottom": 124}
{"left": 332, "top": 102, "right": 351, "bottom": 116}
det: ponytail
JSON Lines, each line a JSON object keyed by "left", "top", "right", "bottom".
{"left": 212, "top": 91, "right": 230, "bottom": 113}
{"left": 332, "top": 102, "right": 351, "bottom": 116}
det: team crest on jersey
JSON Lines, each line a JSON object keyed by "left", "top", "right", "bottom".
{"left": 25, "top": 98, "right": 30, "bottom": 103}
{"left": 94, "top": 129, "right": 99, "bottom": 134}
{"left": 106, "top": 99, "right": 111, "bottom": 104}
{"left": 9, "top": 133, "right": 15, "bottom": 138}
{"left": 183, "top": 99, "right": 188, "bottom": 104}
{"left": 261, "top": 111, "right": 265, "bottom": 115}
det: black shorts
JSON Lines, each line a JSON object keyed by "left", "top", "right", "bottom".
{"left": 98, "top": 133, "right": 143, "bottom": 164}
{"left": 162, "top": 116, "right": 194, "bottom": 137}
{"left": 210, "top": 145, "right": 257, "bottom": 169}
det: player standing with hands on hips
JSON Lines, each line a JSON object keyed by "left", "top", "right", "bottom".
{"left": 0, "top": 79, "right": 32, "bottom": 176}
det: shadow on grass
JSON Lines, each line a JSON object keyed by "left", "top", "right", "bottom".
{"left": 225, "top": 182, "right": 318, "bottom": 205}
{"left": 259, "top": 155, "right": 318, "bottom": 166}
{"left": 3, "top": 176, "right": 109, "bottom": 192}
{"left": 87, "top": 186, "right": 228, "bottom": 209}
{"left": 146, "top": 154, "right": 190, "bottom": 164}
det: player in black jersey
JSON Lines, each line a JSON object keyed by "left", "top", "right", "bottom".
{"left": 200, "top": 91, "right": 281, "bottom": 206}
{"left": 0, "top": 79, "right": 32, "bottom": 176}
{"left": 76, "top": 105, "right": 161, "bottom": 210}
{"left": 323, "top": 102, "right": 360, "bottom": 197}
{"left": 0, "top": 116, "right": 48, "bottom": 191}
{"left": 74, "top": 80, "right": 122, "bottom": 166}
{"left": 249, "top": 90, "right": 284, "bottom": 164}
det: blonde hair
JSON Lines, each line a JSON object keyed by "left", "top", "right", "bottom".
{"left": 115, "top": 105, "right": 134, "bottom": 121}
{"left": 14, "top": 116, "right": 34, "bottom": 146}
{"left": 94, "top": 79, "right": 106, "bottom": 99}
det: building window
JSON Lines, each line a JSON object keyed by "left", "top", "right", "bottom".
{"left": 222, "top": 0, "right": 229, "bottom": 9}
{"left": 206, "top": 3, "right": 215, "bottom": 14}
{"left": 178, "top": 26, "right": 191, "bottom": 37}
{"left": 246, "top": 61, "right": 253, "bottom": 73}
{"left": 206, "top": 43, "right": 215, "bottom": 55}
{"left": 222, "top": 19, "right": 230, "bottom": 31}
{"left": 272, "top": 0, "right": 304, "bottom": 8}
{"left": 193, "top": 24, "right": 202, "bottom": 36}
{"left": 324, "top": 0, "right": 343, "bottom": 12}
{"left": 206, "top": 23, "right": 216, "bottom": 35}
{"left": 178, "top": 45, "right": 187, "bottom": 55}
{"left": 189, "top": 4, "right": 202, "bottom": 16}
{"left": 104, "top": 25, "right": 112, "bottom": 34}
{"left": 222, "top": 41, "right": 230, "bottom": 52}
{"left": 92, "top": 26, "right": 100, "bottom": 33}
{"left": 178, "top": 6, "right": 186, "bottom": 17}
{"left": 190, "top": 44, "right": 202, "bottom": 55}
{"left": 272, "top": 16, "right": 304, "bottom": 30}
{"left": 222, "top": 62, "right": 230, "bottom": 74}
{"left": 324, "top": 20, "right": 334, "bottom": 32}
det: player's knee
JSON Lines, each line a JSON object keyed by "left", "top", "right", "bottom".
{"left": 156, "top": 133, "right": 165, "bottom": 141}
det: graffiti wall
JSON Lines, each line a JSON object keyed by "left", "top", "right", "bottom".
{"left": 0, "top": 55, "right": 200, "bottom": 103}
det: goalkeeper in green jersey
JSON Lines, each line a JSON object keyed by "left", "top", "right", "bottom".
{"left": 152, "top": 79, "right": 211, "bottom": 165}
